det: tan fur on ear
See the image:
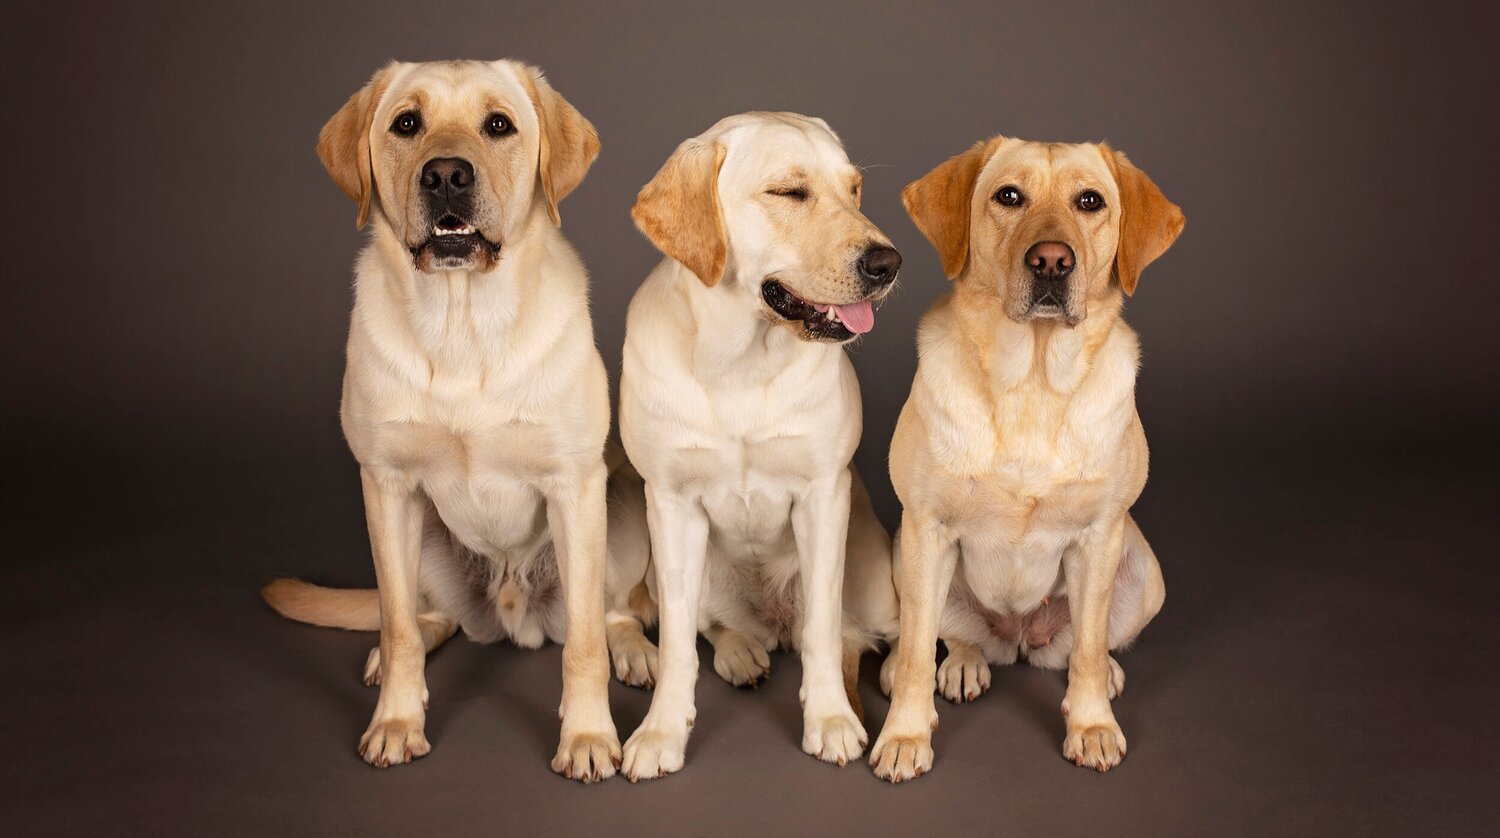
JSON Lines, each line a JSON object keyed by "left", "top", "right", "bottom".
{"left": 631, "top": 139, "right": 728, "bottom": 286}
{"left": 520, "top": 66, "right": 601, "bottom": 226}
{"left": 317, "top": 64, "right": 396, "bottom": 230}
{"left": 1103, "top": 146, "right": 1186, "bottom": 295}
{"left": 902, "top": 137, "right": 1002, "bottom": 279}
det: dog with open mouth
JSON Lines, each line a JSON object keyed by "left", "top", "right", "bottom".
{"left": 260, "top": 59, "right": 622, "bottom": 781}
{"left": 602, "top": 112, "right": 903, "bottom": 781}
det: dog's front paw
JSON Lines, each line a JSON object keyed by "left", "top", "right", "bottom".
{"left": 1062, "top": 719, "right": 1127, "bottom": 772}
{"left": 358, "top": 716, "right": 430, "bottom": 768}
{"left": 937, "top": 646, "right": 991, "bottom": 703}
{"left": 621, "top": 721, "right": 690, "bottom": 782}
{"left": 552, "top": 729, "right": 622, "bottom": 783}
{"left": 611, "top": 636, "right": 659, "bottom": 689}
{"left": 803, "top": 712, "right": 867, "bottom": 766}
{"left": 869, "top": 729, "right": 934, "bottom": 783}
{"left": 712, "top": 633, "right": 771, "bottom": 687}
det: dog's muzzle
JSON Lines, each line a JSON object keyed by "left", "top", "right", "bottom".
{"left": 1025, "top": 241, "right": 1075, "bottom": 315}
{"left": 409, "top": 156, "right": 501, "bottom": 272}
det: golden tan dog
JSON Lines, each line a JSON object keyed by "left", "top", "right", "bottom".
{"left": 262, "top": 60, "right": 621, "bottom": 781}
{"left": 871, "top": 136, "right": 1184, "bottom": 781}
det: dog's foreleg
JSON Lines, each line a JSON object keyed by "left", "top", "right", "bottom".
{"left": 546, "top": 464, "right": 622, "bottom": 783}
{"left": 791, "top": 470, "right": 865, "bottom": 766}
{"left": 621, "top": 487, "right": 709, "bottom": 781}
{"left": 870, "top": 510, "right": 958, "bottom": 782}
{"left": 362, "top": 611, "right": 457, "bottom": 686}
{"left": 357, "top": 468, "right": 431, "bottom": 768}
{"left": 1060, "top": 516, "right": 1129, "bottom": 772}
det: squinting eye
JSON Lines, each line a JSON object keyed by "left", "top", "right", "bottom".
{"left": 485, "top": 113, "right": 514, "bottom": 138}
{"left": 767, "top": 187, "right": 809, "bottom": 201}
{"left": 995, "top": 186, "right": 1024, "bottom": 206}
{"left": 391, "top": 111, "right": 422, "bottom": 137}
{"left": 1077, "top": 190, "right": 1104, "bottom": 212}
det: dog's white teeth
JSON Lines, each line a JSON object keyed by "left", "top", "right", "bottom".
{"left": 827, "top": 308, "right": 840, "bottom": 323}
{"left": 432, "top": 226, "right": 477, "bottom": 236}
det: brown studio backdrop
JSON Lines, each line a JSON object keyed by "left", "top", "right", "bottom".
{"left": 6, "top": 0, "right": 1498, "bottom": 526}
{"left": 2, "top": 1, "right": 1499, "bottom": 836}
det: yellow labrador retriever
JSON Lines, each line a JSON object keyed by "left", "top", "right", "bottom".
{"left": 606, "top": 113, "right": 902, "bottom": 781}
{"left": 871, "top": 136, "right": 1184, "bottom": 781}
{"left": 261, "top": 60, "right": 621, "bottom": 781}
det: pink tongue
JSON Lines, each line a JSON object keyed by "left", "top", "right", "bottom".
{"left": 833, "top": 301, "right": 875, "bottom": 334}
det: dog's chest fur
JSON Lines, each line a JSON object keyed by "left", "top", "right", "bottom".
{"left": 342, "top": 232, "right": 605, "bottom": 644}
{"left": 910, "top": 305, "right": 1141, "bottom": 615}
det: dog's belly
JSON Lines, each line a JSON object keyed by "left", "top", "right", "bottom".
{"left": 425, "top": 471, "right": 548, "bottom": 559}
{"left": 697, "top": 481, "right": 804, "bottom": 645}
{"left": 371, "top": 418, "right": 555, "bottom": 558}
{"left": 948, "top": 474, "right": 1106, "bottom": 616}
{"left": 956, "top": 528, "right": 1067, "bottom": 617}
{"left": 701, "top": 484, "right": 797, "bottom": 557}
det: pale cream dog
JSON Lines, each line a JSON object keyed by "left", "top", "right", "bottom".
{"left": 871, "top": 136, "right": 1184, "bottom": 781}
{"left": 605, "top": 113, "right": 903, "bottom": 781}
{"left": 260, "top": 59, "right": 621, "bottom": 781}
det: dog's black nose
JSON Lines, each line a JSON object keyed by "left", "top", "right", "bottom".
{"left": 420, "top": 158, "right": 475, "bottom": 195}
{"left": 857, "top": 245, "right": 902, "bottom": 287}
{"left": 1025, "top": 242, "right": 1075, "bottom": 278}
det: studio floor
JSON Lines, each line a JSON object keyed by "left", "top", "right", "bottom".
{"left": 4, "top": 445, "right": 1495, "bottom": 837}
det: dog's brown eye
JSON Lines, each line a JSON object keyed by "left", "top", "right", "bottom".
{"left": 767, "top": 187, "right": 809, "bottom": 201}
{"left": 1077, "top": 190, "right": 1104, "bottom": 212}
{"left": 484, "top": 113, "right": 514, "bottom": 138}
{"left": 995, "top": 186, "right": 1024, "bottom": 207}
{"left": 391, "top": 111, "right": 422, "bottom": 137}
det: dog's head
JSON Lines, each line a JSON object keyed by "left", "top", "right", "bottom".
{"left": 631, "top": 112, "right": 900, "bottom": 343}
{"left": 903, "top": 137, "right": 1184, "bottom": 325}
{"left": 317, "top": 60, "right": 599, "bottom": 273}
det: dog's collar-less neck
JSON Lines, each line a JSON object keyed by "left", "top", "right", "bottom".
{"left": 957, "top": 287, "right": 1126, "bottom": 396}
{"left": 680, "top": 264, "right": 829, "bottom": 387}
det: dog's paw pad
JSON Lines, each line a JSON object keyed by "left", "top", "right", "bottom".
{"left": 869, "top": 731, "right": 934, "bottom": 783}
{"left": 937, "top": 648, "right": 991, "bottom": 703}
{"left": 358, "top": 717, "right": 429, "bottom": 768}
{"left": 552, "top": 731, "right": 623, "bottom": 783}
{"left": 803, "top": 713, "right": 867, "bottom": 766}
{"left": 612, "top": 639, "right": 659, "bottom": 689}
{"left": 1062, "top": 722, "right": 1127, "bottom": 772}
{"left": 621, "top": 725, "right": 689, "bottom": 782}
{"left": 713, "top": 635, "right": 771, "bottom": 687}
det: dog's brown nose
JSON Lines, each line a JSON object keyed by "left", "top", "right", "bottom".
{"left": 1025, "top": 242, "right": 1075, "bottom": 278}
{"left": 857, "top": 245, "right": 902, "bottom": 288}
{"left": 420, "top": 157, "right": 475, "bottom": 195}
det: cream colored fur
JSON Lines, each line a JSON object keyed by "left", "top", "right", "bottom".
{"left": 607, "top": 113, "right": 901, "bottom": 781}
{"left": 261, "top": 59, "right": 620, "bottom": 781}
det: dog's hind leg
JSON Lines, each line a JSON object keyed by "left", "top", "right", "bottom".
{"left": 937, "top": 638, "right": 992, "bottom": 703}
{"left": 706, "top": 624, "right": 771, "bottom": 687}
{"left": 605, "top": 460, "right": 659, "bottom": 688}
{"left": 608, "top": 610, "right": 659, "bottom": 689}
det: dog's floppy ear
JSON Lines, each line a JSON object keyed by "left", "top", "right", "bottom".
{"left": 631, "top": 139, "right": 728, "bottom": 286}
{"left": 317, "top": 64, "right": 396, "bottom": 230}
{"left": 519, "top": 65, "right": 601, "bottom": 226}
{"left": 902, "top": 137, "right": 1002, "bottom": 279}
{"left": 1103, "top": 146, "right": 1185, "bottom": 295}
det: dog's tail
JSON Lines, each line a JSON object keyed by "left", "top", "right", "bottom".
{"left": 261, "top": 578, "right": 380, "bottom": 631}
